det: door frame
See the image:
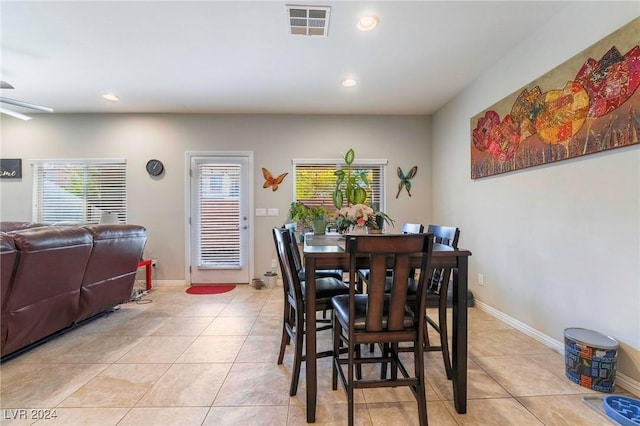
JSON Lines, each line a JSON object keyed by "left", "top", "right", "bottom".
{"left": 184, "top": 150, "right": 254, "bottom": 285}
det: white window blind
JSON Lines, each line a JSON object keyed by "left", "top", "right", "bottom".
{"left": 32, "top": 159, "right": 127, "bottom": 224}
{"left": 293, "top": 158, "right": 387, "bottom": 213}
{"left": 198, "top": 163, "right": 241, "bottom": 269}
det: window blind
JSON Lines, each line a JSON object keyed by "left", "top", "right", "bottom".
{"left": 32, "top": 159, "right": 127, "bottom": 224}
{"left": 197, "top": 163, "right": 241, "bottom": 269}
{"left": 293, "top": 159, "right": 387, "bottom": 213}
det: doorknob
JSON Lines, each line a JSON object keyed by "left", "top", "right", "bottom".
{"left": 242, "top": 226, "right": 248, "bottom": 229}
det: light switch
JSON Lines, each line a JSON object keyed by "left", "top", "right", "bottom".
{"left": 255, "top": 208, "right": 267, "bottom": 217}
{"left": 267, "top": 208, "right": 279, "bottom": 216}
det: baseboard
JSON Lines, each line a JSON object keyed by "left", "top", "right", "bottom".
{"left": 150, "top": 280, "right": 187, "bottom": 287}
{"left": 149, "top": 280, "right": 253, "bottom": 287}
{"left": 474, "top": 299, "right": 640, "bottom": 397}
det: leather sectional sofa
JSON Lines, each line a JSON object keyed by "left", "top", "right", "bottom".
{"left": 0, "top": 222, "right": 147, "bottom": 359}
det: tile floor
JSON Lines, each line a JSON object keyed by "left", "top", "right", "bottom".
{"left": 0, "top": 284, "right": 628, "bottom": 425}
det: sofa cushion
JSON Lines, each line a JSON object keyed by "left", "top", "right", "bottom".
{"left": 2, "top": 226, "right": 93, "bottom": 356}
{"left": 77, "top": 224, "right": 147, "bottom": 320}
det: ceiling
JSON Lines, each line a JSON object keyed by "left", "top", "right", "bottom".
{"left": 1, "top": 1, "right": 571, "bottom": 116}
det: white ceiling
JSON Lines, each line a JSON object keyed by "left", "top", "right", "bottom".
{"left": 1, "top": 1, "right": 572, "bottom": 116}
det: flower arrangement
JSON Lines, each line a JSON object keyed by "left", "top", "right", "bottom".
{"left": 338, "top": 203, "right": 375, "bottom": 229}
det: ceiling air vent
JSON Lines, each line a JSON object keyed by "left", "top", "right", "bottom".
{"left": 285, "top": 5, "right": 330, "bottom": 37}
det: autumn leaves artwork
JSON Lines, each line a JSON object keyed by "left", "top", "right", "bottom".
{"left": 470, "top": 18, "right": 639, "bottom": 179}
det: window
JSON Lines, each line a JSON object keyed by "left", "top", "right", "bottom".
{"left": 292, "top": 158, "right": 388, "bottom": 213}
{"left": 32, "top": 159, "right": 127, "bottom": 224}
{"left": 197, "top": 162, "right": 241, "bottom": 268}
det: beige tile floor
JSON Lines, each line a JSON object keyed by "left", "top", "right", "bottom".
{"left": 0, "top": 284, "right": 628, "bottom": 425}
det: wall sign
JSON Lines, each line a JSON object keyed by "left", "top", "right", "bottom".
{"left": 0, "top": 159, "right": 22, "bottom": 179}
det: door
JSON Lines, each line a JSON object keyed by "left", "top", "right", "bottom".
{"left": 188, "top": 153, "right": 251, "bottom": 284}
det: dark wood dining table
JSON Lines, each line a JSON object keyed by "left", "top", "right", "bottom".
{"left": 303, "top": 232, "right": 472, "bottom": 423}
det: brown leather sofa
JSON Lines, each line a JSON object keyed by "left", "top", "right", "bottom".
{"left": 0, "top": 223, "right": 147, "bottom": 359}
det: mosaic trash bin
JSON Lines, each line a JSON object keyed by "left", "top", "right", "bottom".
{"left": 564, "top": 327, "right": 618, "bottom": 393}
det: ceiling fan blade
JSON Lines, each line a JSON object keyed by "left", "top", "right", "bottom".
{"left": 0, "top": 97, "right": 53, "bottom": 113}
{"left": 0, "top": 81, "right": 15, "bottom": 89}
{"left": 0, "top": 107, "right": 32, "bottom": 121}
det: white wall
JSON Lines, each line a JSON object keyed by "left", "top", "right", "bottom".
{"left": 432, "top": 3, "right": 640, "bottom": 382}
{"left": 1, "top": 113, "right": 431, "bottom": 283}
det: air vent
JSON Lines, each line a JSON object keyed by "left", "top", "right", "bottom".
{"left": 285, "top": 5, "right": 330, "bottom": 37}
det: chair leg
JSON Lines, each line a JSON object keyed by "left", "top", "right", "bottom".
{"left": 332, "top": 315, "right": 341, "bottom": 391}
{"left": 391, "top": 343, "right": 399, "bottom": 381}
{"left": 278, "top": 302, "right": 291, "bottom": 365}
{"left": 290, "top": 308, "right": 304, "bottom": 396}
{"left": 355, "top": 344, "right": 362, "bottom": 380}
{"left": 438, "top": 291, "right": 453, "bottom": 380}
{"left": 347, "top": 340, "right": 355, "bottom": 426}
{"left": 347, "top": 367, "right": 355, "bottom": 426}
{"left": 380, "top": 343, "right": 389, "bottom": 379}
{"left": 423, "top": 320, "right": 432, "bottom": 348}
{"left": 414, "top": 335, "right": 429, "bottom": 426}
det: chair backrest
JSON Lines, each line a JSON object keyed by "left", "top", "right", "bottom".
{"left": 426, "top": 224, "right": 460, "bottom": 292}
{"left": 401, "top": 223, "right": 424, "bottom": 234}
{"left": 273, "top": 227, "right": 303, "bottom": 306}
{"left": 283, "top": 223, "right": 303, "bottom": 273}
{"left": 347, "top": 234, "right": 433, "bottom": 332}
{"left": 427, "top": 224, "right": 459, "bottom": 248}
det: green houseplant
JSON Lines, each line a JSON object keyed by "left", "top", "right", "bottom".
{"left": 288, "top": 202, "right": 330, "bottom": 234}
{"left": 332, "top": 148, "right": 368, "bottom": 210}
{"left": 332, "top": 148, "right": 393, "bottom": 232}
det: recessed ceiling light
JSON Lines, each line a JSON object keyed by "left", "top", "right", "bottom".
{"left": 103, "top": 93, "right": 119, "bottom": 102}
{"left": 342, "top": 79, "right": 357, "bottom": 88}
{"left": 357, "top": 15, "right": 378, "bottom": 31}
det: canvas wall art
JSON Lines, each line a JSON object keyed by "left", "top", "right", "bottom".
{"left": 470, "top": 18, "right": 639, "bottom": 179}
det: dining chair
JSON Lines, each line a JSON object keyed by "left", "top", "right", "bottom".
{"left": 421, "top": 224, "right": 460, "bottom": 380}
{"left": 376, "top": 224, "right": 459, "bottom": 380}
{"left": 331, "top": 233, "right": 434, "bottom": 426}
{"left": 356, "top": 222, "right": 424, "bottom": 291}
{"left": 283, "top": 223, "right": 343, "bottom": 281}
{"left": 272, "top": 227, "right": 351, "bottom": 396}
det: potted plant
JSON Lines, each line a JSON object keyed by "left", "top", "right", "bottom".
{"left": 332, "top": 148, "right": 393, "bottom": 232}
{"left": 305, "top": 205, "right": 329, "bottom": 235}
{"left": 288, "top": 202, "right": 330, "bottom": 234}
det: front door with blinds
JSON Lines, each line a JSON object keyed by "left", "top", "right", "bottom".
{"left": 188, "top": 154, "right": 251, "bottom": 284}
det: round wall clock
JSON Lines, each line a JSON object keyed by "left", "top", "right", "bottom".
{"left": 146, "top": 159, "right": 164, "bottom": 176}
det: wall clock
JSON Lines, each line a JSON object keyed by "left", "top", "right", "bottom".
{"left": 146, "top": 159, "right": 164, "bottom": 176}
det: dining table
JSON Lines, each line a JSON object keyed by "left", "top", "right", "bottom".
{"left": 303, "top": 232, "right": 472, "bottom": 423}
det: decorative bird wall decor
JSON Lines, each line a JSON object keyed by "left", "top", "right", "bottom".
{"left": 396, "top": 166, "right": 417, "bottom": 198}
{"left": 262, "top": 168, "right": 288, "bottom": 191}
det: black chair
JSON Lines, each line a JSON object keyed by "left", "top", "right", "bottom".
{"left": 272, "top": 227, "right": 350, "bottom": 396}
{"left": 421, "top": 224, "right": 460, "bottom": 380}
{"left": 283, "top": 223, "right": 343, "bottom": 281}
{"left": 331, "top": 234, "right": 434, "bottom": 426}
{"left": 377, "top": 225, "right": 459, "bottom": 380}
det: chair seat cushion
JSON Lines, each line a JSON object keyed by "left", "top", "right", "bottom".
{"left": 298, "top": 267, "right": 343, "bottom": 281}
{"left": 301, "top": 277, "right": 349, "bottom": 300}
{"left": 331, "top": 294, "right": 415, "bottom": 330}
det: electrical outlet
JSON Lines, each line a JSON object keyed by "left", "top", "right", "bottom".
{"left": 271, "top": 259, "right": 277, "bottom": 268}
{"left": 151, "top": 259, "right": 158, "bottom": 268}
{"left": 478, "top": 273, "right": 484, "bottom": 286}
